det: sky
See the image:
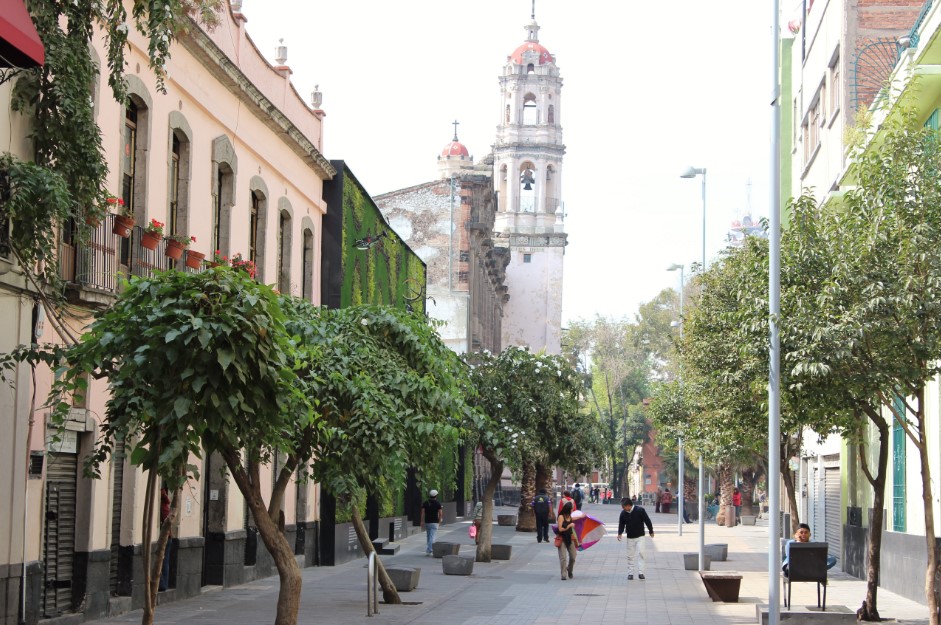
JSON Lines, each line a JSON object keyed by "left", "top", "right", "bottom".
{"left": 242, "top": 0, "right": 777, "bottom": 325}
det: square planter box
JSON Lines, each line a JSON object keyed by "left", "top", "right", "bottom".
{"left": 491, "top": 544, "right": 512, "bottom": 560}
{"left": 701, "top": 572, "right": 742, "bottom": 602}
{"left": 684, "top": 553, "right": 711, "bottom": 570}
{"left": 386, "top": 567, "right": 420, "bottom": 591}
{"left": 432, "top": 542, "right": 461, "bottom": 559}
{"left": 442, "top": 555, "right": 474, "bottom": 576}
{"left": 705, "top": 543, "right": 728, "bottom": 561}
{"left": 497, "top": 514, "right": 517, "bottom": 526}
{"left": 740, "top": 515, "right": 757, "bottom": 526}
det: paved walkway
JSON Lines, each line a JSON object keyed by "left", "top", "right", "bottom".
{"left": 98, "top": 503, "right": 930, "bottom": 625}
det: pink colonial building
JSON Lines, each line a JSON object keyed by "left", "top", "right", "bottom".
{"left": 0, "top": 2, "right": 333, "bottom": 622}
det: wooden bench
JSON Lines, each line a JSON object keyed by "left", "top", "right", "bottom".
{"left": 782, "top": 542, "right": 828, "bottom": 610}
{"left": 700, "top": 571, "right": 742, "bottom": 602}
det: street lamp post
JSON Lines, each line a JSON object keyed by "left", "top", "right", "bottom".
{"left": 667, "top": 263, "right": 685, "bottom": 538}
{"left": 680, "top": 165, "right": 707, "bottom": 571}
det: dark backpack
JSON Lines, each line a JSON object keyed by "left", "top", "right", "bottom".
{"left": 533, "top": 495, "right": 550, "bottom": 515}
{"left": 573, "top": 487, "right": 583, "bottom": 503}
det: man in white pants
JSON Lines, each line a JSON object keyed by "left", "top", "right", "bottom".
{"left": 617, "top": 497, "right": 654, "bottom": 580}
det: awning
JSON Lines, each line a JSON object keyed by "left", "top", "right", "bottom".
{"left": 0, "top": 0, "right": 45, "bottom": 68}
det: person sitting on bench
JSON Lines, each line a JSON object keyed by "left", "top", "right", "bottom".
{"left": 782, "top": 523, "right": 837, "bottom": 575}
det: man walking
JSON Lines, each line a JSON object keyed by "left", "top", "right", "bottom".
{"left": 617, "top": 497, "right": 654, "bottom": 580}
{"left": 572, "top": 483, "right": 584, "bottom": 511}
{"left": 420, "top": 489, "right": 443, "bottom": 556}
{"left": 532, "top": 489, "right": 552, "bottom": 543}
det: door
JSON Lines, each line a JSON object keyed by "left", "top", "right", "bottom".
{"left": 43, "top": 451, "right": 78, "bottom": 617}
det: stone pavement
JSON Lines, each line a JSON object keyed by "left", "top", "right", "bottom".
{"left": 97, "top": 503, "right": 930, "bottom": 625}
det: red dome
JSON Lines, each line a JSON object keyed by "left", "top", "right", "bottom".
{"left": 510, "top": 41, "right": 552, "bottom": 65}
{"left": 441, "top": 141, "right": 469, "bottom": 158}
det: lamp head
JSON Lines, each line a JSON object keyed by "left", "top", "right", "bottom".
{"left": 667, "top": 263, "right": 684, "bottom": 272}
{"left": 680, "top": 166, "right": 705, "bottom": 179}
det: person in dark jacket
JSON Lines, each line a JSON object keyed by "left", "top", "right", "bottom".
{"left": 616, "top": 497, "right": 654, "bottom": 580}
{"left": 532, "top": 489, "right": 552, "bottom": 543}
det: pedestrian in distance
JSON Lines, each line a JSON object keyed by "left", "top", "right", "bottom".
{"left": 782, "top": 522, "right": 837, "bottom": 575}
{"left": 572, "top": 483, "right": 584, "bottom": 511}
{"left": 732, "top": 487, "right": 742, "bottom": 525}
{"left": 661, "top": 487, "right": 673, "bottom": 514}
{"left": 617, "top": 497, "right": 654, "bottom": 580}
{"left": 558, "top": 490, "right": 575, "bottom": 516}
{"left": 556, "top": 501, "right": 579, "bottom": 580}
{"left": 420, "top": 489, "right": 443, "bottom": 556}
{"left": 472, "top": 500, "right": 483, "bottom": 545}
{"left": 655, "top": 486, "right": 663, "bottom": 513}
{"left": 532, "top": 489, "right": 552, "bottom": 543}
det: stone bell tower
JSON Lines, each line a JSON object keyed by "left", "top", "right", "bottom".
{"left": 493, "top": 9, "right": 567, "bottom": 355}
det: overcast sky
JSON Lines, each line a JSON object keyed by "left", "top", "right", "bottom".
{"left": 243, "top": 0, "right": 778, "bottom": 325}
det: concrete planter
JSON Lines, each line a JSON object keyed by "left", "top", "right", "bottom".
{"left": 684, "top": 553, "right": 711, "bottom": 570}
{"left": 497, "top": 514, "right": 517, "bottom": 526}
{"left": 705, "top": 543, "right": 728, "bottom": 561}
{"left": 442, "top": 555, "right": 474, "bottom": 575}
{"left": 432, "top": 541, "right": 461, "bottom": 559}
{"left": 701, "top": 572, "right": 742, "bottom": 602}
{"left": 491, "top": 544, "right": 512, "bottom": 560}
{"left": 740, "top": 515, "right": 757, "bottom": 526}
{"left": 386, "top": 567, "right": 420, "bottom": 591}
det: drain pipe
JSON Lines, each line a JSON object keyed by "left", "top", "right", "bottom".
{"left": 21, "top": 299, "right": 43, "bottom": 624}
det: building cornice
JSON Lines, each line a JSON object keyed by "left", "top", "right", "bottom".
{"left": 180, "top": 27, "right": 336, "bottom": 180}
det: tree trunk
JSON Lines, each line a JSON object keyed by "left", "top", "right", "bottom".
{"left": 516, "top": 457, "right": 536, "bottom": 532}
{"left": 914, "top": 389, "right": 940, "bottom": 625}
{"left": 140, "top": 469, "right": 158, "bottom": 625}
{"left": 740, "top": 468, "right": 757, "bottom": 515}
{"left": 350, "top": 507, "right": 400, "bottom": 605}
{"left": 476, "top": 448, "right": 503, "bottom": 563}
{"left": 535, "top": 463, "right": 551, "bottom": 497}
{"left": 781, "top": 435, "right": 802, "bottom": 534}
{"left": 718, "top": 464, "right": 735, "bottom": 527}
{"left": 223, "top": 450, "right": 303, "bottom": 625}
{"left": 857, "top": 405, "right": 889, "bottom": 622}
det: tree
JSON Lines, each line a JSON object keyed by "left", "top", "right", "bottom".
{"left": 282, "top": 299, "right": 471, "bottom": 605}
{"left": 464, "top": 347, "right": 598, "bottom": 556}
{"left": 798, "top": 108, "right": 941, "bottom": 623}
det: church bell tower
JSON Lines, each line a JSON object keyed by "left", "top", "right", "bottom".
{"left": 493, "top": 9, "right": 567, "bottom": 355}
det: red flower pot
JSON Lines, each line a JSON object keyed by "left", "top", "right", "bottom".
{"left": 185, "top": 250, "right": 205, "bottom": 270}
{"left": 164, "top": 239, "right": 185, "bottom": 261}
{"left": 140, "top": 230, "right": 161, "bottom": 250}
{"left": 113, "top": 215, "right": 135, "bottom": 238}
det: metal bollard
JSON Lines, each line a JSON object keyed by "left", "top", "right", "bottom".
{"left": 367, "top": 552, "right": 379, "bottom": 616}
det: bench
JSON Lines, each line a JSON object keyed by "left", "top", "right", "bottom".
{"left": 497, "top": 514, "right": 517, "bottom": 526}
{"left": 432, "top": 541, "right": 461, "bottom": 558}
{"left": 491, "top": 544, "right": 512, "bottom": 560}
{"left": 701, "top": 571, "right": 742, "bottom": 602}
{"left": 782, "top": 542, "right": 828, "bottom": 610}
{"left": 442, "top": 554, "right": 475, "bottom": 575}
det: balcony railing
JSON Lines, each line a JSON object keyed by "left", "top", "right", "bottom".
{"left": 60, "top": 214, "right": 193, "bottom": 298}
{"left": 909, "top": 0, "right": 934, "bottom": 49}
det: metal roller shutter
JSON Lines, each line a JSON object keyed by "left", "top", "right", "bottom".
{"left": 43, "top": 451, "right": 78, "bottom": 617}
{"left": 824, "top": 466, "right": 842, "bottom": 559}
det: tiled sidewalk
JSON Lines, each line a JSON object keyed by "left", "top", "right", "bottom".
{"left": 96, "top": 503, "right": 929, "bottom": 625}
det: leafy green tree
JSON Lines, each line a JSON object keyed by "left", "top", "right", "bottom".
{"left": 281, "top": 299, "right": 470, "bottom": 604}
{"left": 795, "top": 108, "right": 941, "bottom": 623}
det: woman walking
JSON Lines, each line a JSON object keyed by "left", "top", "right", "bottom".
{"left": 556, "top": 501, "right": 580, "bottom": 580}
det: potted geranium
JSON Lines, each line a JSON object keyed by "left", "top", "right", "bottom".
{"left": 209, "top": 250, "right": 228, "bottom": 268}
{"left": 230, "top": 253, "right": 257, "bottom": 279}
{"left": 183, "top": 237, "right": 205, "bottom": 270}
{"left": 141, "top": 218, "right": 164, "bottom": 250}
{"left": 108, "top": 195, "right": 134, "bottom": 237}
{"left": 164, "top": 232, "right": 193, "bottom": 261}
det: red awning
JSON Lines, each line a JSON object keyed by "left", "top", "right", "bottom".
{"left": 0, "top": 0, "right": 45, "bottom": 68}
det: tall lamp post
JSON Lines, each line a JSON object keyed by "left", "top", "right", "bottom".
{"left": 667, "top": 263, "right": 685, "bottom": 538}
{"left": 681, "top": 165, "right": 707, "bottom": 571}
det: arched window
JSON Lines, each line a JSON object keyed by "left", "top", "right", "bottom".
{"left": 211, "top": 136, "right": 238, "bottom": 257}
{"left": 277, "top": 198, "right": 294, "bottom": 293}
{"left": 519, "top": 162, "right": 536, "bottom": 212}
{"left": 522, "top": 93, "right": 538, "bottom": 125}
{"left": 168, "top": 111, "right": 193, "bottom": 251}
{"left": 527, "top": 63, "right": 535, "bottom": 74}
{"left": 302, "top": 227, "right": 314, "bottom": 302}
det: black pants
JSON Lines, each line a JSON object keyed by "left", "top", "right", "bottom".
{"left": 535, "top": 514, "right": 550, "bottom": 542}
